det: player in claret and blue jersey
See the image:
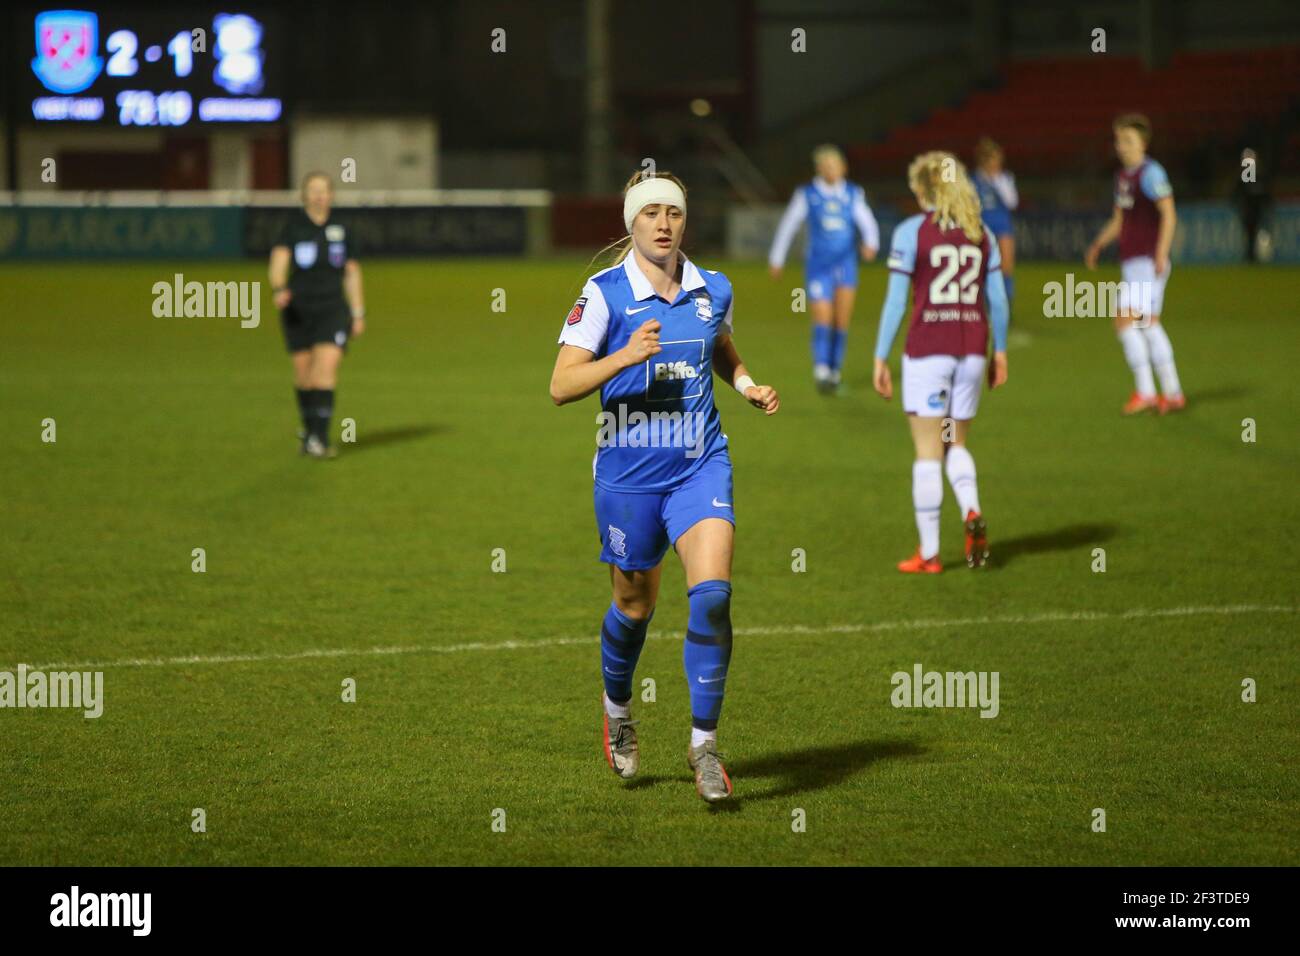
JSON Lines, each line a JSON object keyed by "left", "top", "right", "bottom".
{"left": 549, "top": 171, "right": 780, "bottom": 804}
{"left": 769, "top": 145, "right": 879, "bottom": 393}
{"left": 1086, "top": 113, "right": 1186, "bottom": 416}
{"left": 872, "top": 152, "right": 1010, "bottom": 573}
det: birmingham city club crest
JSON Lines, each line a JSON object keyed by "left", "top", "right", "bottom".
{"left": 32, "top": 10, "right": 104, "bottom": 94}
{"left": 694, "top": 293, "right": 712, "bottom": 322}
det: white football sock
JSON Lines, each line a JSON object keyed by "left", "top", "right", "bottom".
{"left": 944, "top": 445, "right": 981, "bottom": 518}
{"left": 690, "top": 727, "right": 716, "bottom": 749}
{"left": 912, "top": 459, "right": 943, "bottom": 560}
{"left": 1142, "top": 323, "right": 1182, "bottom": 397}
{"left": 603, "top": 694, "right": 630, "bottom": 719}
{"left": 1118, "top": 326, "right": 1156, "bottom": 397}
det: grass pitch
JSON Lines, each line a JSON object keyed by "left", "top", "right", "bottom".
{"left": 1, "top": 256, "right": 1296, "bottom": 865}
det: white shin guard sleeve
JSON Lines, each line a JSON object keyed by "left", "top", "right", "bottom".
{"left": 1142, "top": 323, "right": 1182, "bottom": 396}
{"left": 912, "top": 459, "right": 943, "bottom": 560}
{"left": 944, "top": 445, "right": 980, "bottom": 518}
{"left": 1118, "top": 325, "right": 1156, "bottom": 397}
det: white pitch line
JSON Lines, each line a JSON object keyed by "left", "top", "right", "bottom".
{"left": 12, "top": 604, "right": 1295, "bottom": 673}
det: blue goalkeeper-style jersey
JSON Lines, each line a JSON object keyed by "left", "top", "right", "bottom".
{"left": 557, "top": 253, "right": 733, "bottom": 493}
{"left": 768, "top": 178, "right": 879, "bottom": 271}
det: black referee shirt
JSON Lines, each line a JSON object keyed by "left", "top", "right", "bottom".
{"left": 275, "top": 211, "right": 353, "bottom": 313}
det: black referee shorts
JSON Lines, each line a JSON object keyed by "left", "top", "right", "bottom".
{"left": 280, "top": 302, "right": 351, "bottom": 354}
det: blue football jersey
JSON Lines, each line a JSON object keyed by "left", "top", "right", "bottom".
{"left": 973, "top": 170, "right": 1018, "bottom": 235}
{"left": 558, "top": 253, "right": 733, "bottom": 493}
{"left": 769, "top": 178, "right": 879, "bottom": 270}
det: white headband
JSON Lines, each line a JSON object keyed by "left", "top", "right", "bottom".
{"left": 623, "top": 177, "right": 686, "bottom": 234}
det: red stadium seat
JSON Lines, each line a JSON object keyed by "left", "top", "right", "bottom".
{"left": 855, "top": 47, "right": 1300, "bottom": 179}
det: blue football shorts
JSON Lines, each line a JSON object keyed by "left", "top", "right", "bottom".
{"left": 593, "top": 449, "right": 735, "bottom": 571}
{"left": 805, "top": 255, "right": 858, "bottom": 303}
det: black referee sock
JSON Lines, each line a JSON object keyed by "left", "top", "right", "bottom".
{"left": 295, "top": 388, "right": 310, "bottom": 432}
{"left": 308, "top": 389, "right": 335, "bottom": 444}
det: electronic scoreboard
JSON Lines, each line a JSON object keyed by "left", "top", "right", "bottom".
{"left": 19, "top": 7, "right": 282, "bottom": 125}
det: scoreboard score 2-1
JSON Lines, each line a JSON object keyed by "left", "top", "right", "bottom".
{"left": 24, "top": 8, "right": 282, "bottom": 125}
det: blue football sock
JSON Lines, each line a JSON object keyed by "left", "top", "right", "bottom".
{"left": 811, "top": 323, "right": 833, "bottom": 370}
{"left": 601, "top": 603, "right": 650, "bottom": 704}
{"left": 683, "top": 580, "right": 733, "bottom": 730}
{"left": 830, "top": 327, "right": 848, "bottom": 371}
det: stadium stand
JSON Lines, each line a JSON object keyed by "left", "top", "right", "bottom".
{"left": 851, "top": 47, "right": 1300, "bottom": 180}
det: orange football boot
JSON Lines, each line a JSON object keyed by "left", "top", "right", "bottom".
{"left": 1122, "top": 392, "right": 1158, "bottom": 415}
{"left": 964, "top": 511, "right": 989, "bottom": 568}
{"left": 897, "top": 550, "right": 943, "bottom": 574}
{"left": 1158, "top": 393, "right": 1186, "bottom": 415}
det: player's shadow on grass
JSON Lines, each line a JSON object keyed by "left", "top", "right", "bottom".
{"left": 1184, "top": 385, "right": 1249, "bottom": 405}
{"left": 730, "top": 739, "right": 926, "bottom": 804}
{"left": 991, "top": 522, "right": 1117, "bottom": 568}
{"left": 350, "top": 424, "right": 446, "bottom": 451}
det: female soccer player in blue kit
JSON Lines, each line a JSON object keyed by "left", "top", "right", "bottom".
{"left": 549, "top": 171, "right": 780, "bottom": 803}
{"left": 972, "top": 137, "right": 1018, "bottom": 318}
{"left": 769, "top": 145, "right": 880, "bottom": 393}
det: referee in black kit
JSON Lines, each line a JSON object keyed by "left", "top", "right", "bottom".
{"left": 269, "top": 172, "right": 366, "bottom": 458}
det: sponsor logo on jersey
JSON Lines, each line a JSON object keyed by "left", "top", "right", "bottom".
{"left": 645, "top": 337, "right": 707, "bottom": 403}
{"left": 328, "top": 241, "right": 346, "bottom": 268}
{"left": 654, "top": 360, "right": 697, "bottom": 382}
{"left": 566, "top": 296, "right": 587, "bottom": 326}
{"left": 294, "top": 241, "right": 317, "bottom": 268}
{"left": 1115, "top": 178, "right": 1134, "bottom": 209}
{"left": 325, "top": 224, "right": 345, "bottom": 242}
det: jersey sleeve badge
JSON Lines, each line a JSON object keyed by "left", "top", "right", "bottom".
{"left": 566, "top": 296, "right": 588, "bottom": 326}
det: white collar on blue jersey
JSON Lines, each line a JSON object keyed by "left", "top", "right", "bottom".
{"left": 813, "top": 176, "right": 849, "bottom": 197}
{"left": 623, "top": 250, "right": 707, "bottom": 301}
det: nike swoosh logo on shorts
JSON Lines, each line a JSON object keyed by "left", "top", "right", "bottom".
{"left": 626, "top": 305, "right": 652, "bottom": 315}
{"left": 712, "top": 498, "right": 731, "bottom": 508}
